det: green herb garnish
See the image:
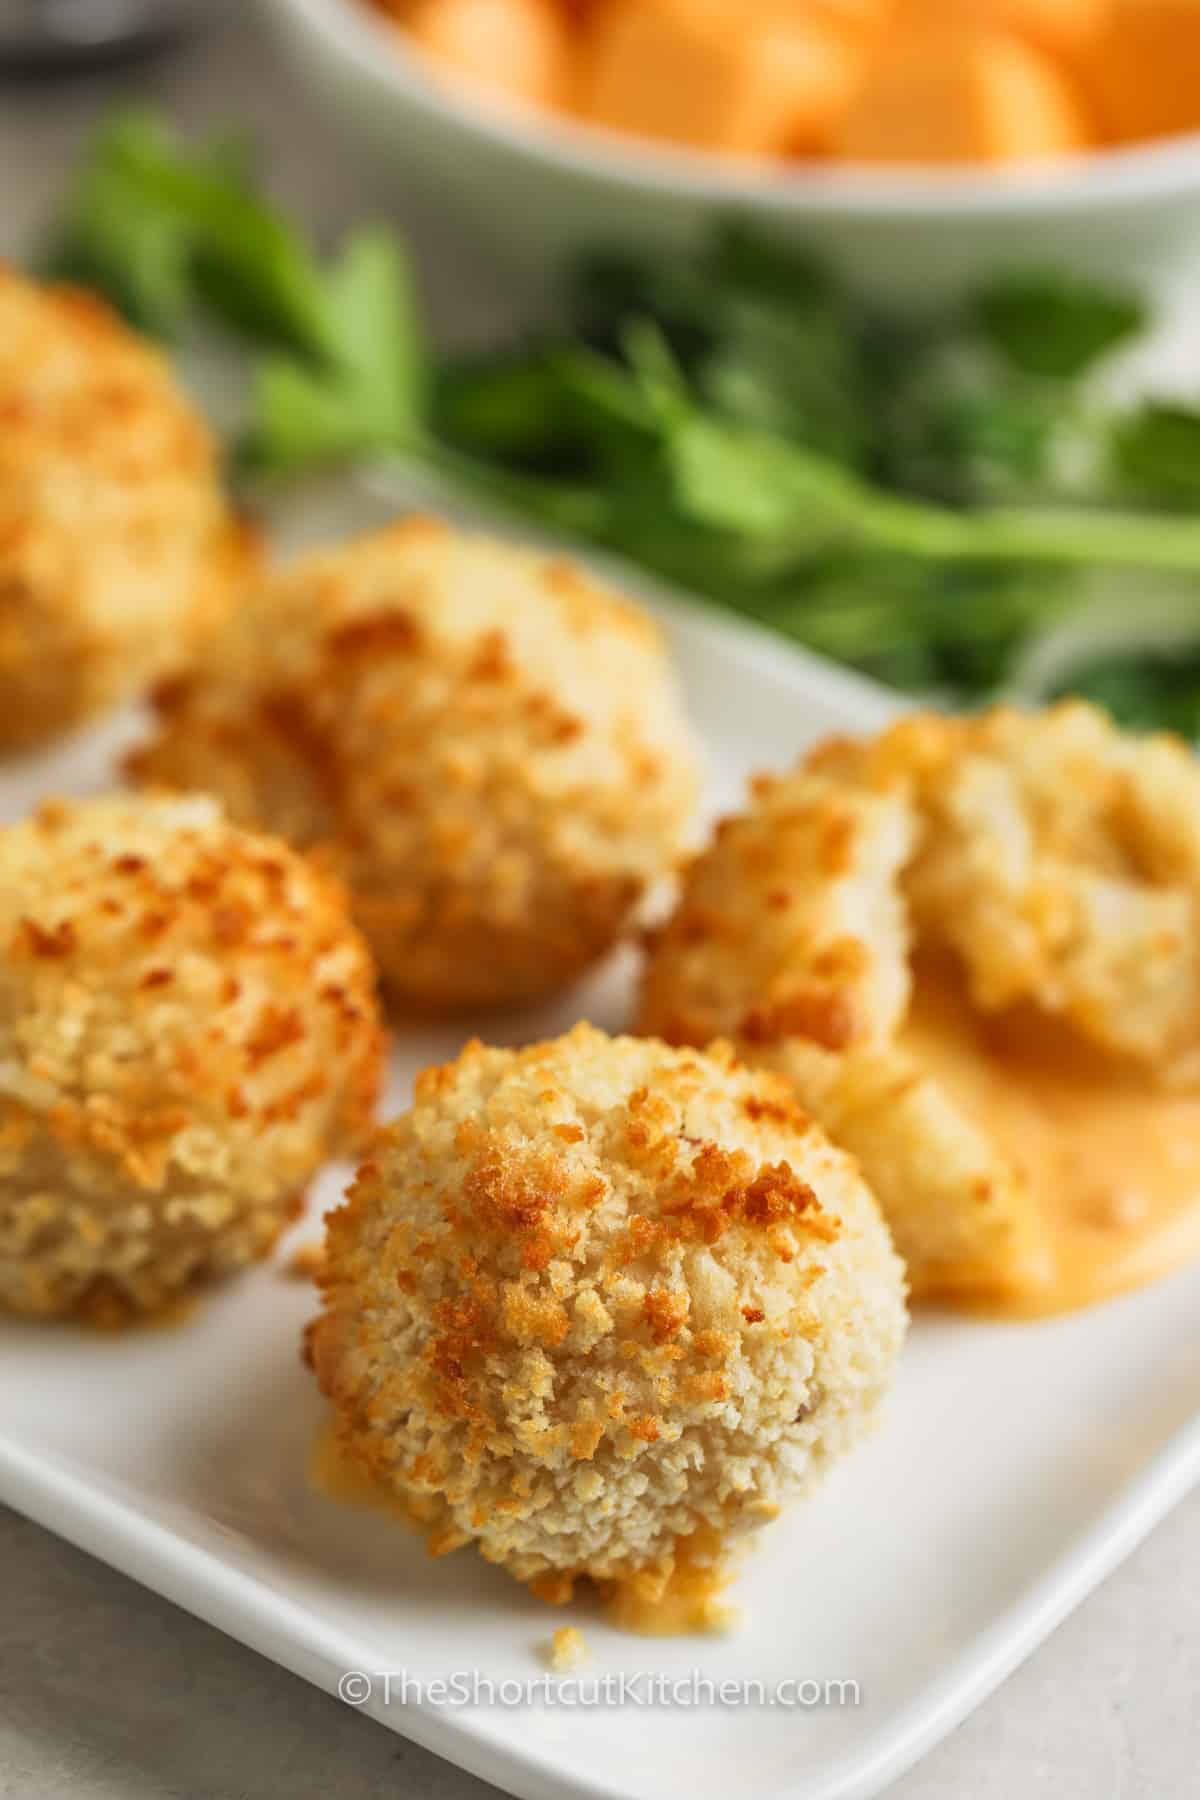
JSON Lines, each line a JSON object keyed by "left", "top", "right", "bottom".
{"left": 40, "top": 108, "right": 1200, "bottom": 728}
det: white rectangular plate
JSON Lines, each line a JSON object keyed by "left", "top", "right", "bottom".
{"left": 2, "top": 476, "right": 1199, "bottom": 1800}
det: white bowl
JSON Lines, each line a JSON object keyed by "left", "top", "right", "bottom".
{"left": 259, "top": 0, "right": 1200, "bottom": 304}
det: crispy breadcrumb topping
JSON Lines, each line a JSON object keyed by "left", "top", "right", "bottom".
{"left": 546, "top": 1626, "right": 589, "bottom": 1670}
{"left": 0, "top": 266, "right": 246, "bottom": 747}
{"left": 132, "top": 518, "right": 699, "bottom": 1010}
{"left": 309, "top": 1023, "right": 905, "bottom": 1589}
{"left": 0, "top": 794, "right": 384, "bottom": 1318}
{"left": 642, "top": 700, "right": 1200, "bottom": 1300}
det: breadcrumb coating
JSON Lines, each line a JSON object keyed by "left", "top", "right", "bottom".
{"left": 641, "top": 702, "right": 1200, "bottom": 1299}
{"left": 308, "top": 1024, "right": 906, "bottom": 1589}
{"left": 547, "top": 1625, "right": 589, "bottom": 1671}
{"left": 0, "top": 794, "right": 385, "bottom": 1320}
{"left": 0, "top": 267, "right": 247, "bottom": 749}
{"left": 131, "top": 517, "right": 699, "bottom": 1011}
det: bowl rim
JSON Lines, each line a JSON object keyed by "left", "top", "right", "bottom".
{"left": 268, "top": 0, "right": 1200, "bottom": 218}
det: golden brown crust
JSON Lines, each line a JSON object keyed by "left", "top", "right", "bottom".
{"left": 309, "top": 1023, "right": 906, "bottom": 1586}
{"left": 0, "top": 794, "right": 385, "bottom": 1318}
{"left": 889, "top": 705, "right": 1200, "bottom": 1077}
{"left": 131, "top": 518, "right": 699, "bottom": 1011}
{"left": 642, "top": 702, "right": 1200, "bottom": 1301}
{"left": 0, "top": 267, "right": 247, "bottom": 748}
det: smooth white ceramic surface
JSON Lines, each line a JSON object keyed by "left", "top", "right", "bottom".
{"left": 258, "top": 0, "right": 1200, "bottom": 303}
{"left": 2, "top": 474, "right": 1199, "bottom": 1800}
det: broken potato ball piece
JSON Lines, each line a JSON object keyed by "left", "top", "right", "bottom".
{"left": 0, "top": 267, "right": 248, "bottom": 751}
{"left": 307, "top": 1024, "right": 906, "bottom": 1614}
{"left": 642, "top": 701, "right": 1200, "bottom": 1315}
{"left": 0, "top": 795, "right": 384, "bottom": 1322}
{"left": 132, "top": 517, "right": 699, "bottom": 1013}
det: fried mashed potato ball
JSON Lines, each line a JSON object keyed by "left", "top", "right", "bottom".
{"left": 0, "top": 794, "right": 385, "bottom": 1321}
{"left": 641, "top": 702, "right": 1200, "bottom": 1306}
{"left": 132, "top": 517, "right": 699, "bottom": 1012}
{"left": 0, "top": 268, "right": 247, "bottom": 750}
{"left": 308, "top": 1023, "right": 906, "bottom": 1595}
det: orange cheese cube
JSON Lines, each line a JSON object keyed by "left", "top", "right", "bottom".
{"left": 406, "top": 0, "right": 575, "bottom": 110}
{"left": 777, "top": 0, "right": 889, "bottom": 33}
{"left": 834, "top": 29, "right": 1095, "bottom": 162}
{"left": 998, "top": 0, "right": 1109, "bottom": 58}
{"left": 879, "top": 0, "right": 1103, "bottom": 48}
{"left": 583, "top": 0, "right": 863, "bottom": 155}
{"left": 1078, "top": 1, "right": 1200, "bottom": 143}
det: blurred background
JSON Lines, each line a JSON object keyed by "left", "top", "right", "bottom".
{"left": 0, "top": 1, "right": 492, "bottom": 331}
{"left": 7, "top": 0, "right": 1200, "bottom": 729}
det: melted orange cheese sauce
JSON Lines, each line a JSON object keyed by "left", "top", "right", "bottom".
{"left": 902, "top": 961, "right": 1200, "bottom": 1316}
{"left": 601, "top": 1527, "right": 739, "bottom": 1637}
{"left": 309, "top": 1418, "right": 426, "bottom": 1529}
{"left": 310, "top": 1417, "right": 737, "bottom": 1634}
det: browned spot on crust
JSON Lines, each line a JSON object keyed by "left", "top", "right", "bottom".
{"left": 212, "top": 902, "right": 251, "bottom": 945}
{"left": 460, "top": 1141, "right": 569, "bottom": 1275}
{"left": 246, "top": 1004, "right": 306, "bottom": 1067}
{"left": 146, "top": 670, "right": 196, "bottom": 719}
{"left": 660, "top": 1145, "right": 835, "bottom": 1249}
{"left": 16, "top": 918, "right": 76, "bottom": 958}
{"left": 649, "top": 1011, "right": 708, "bottom": 1049}
{"left": 811, "top": 937, "right": 869, "bottom": 982}
{"left": 467, "top": 629, "right": 513, "bottom": 681}
{"left": 618, "top": 1212, "right": 662, "bottom": 1264}
{"left": 742, "top": 988, "right": 857, "bottom": 1052}
{"left": 693, "top": 1329, "right": 732, "bottom": 1358}
{"left": 503, "top": 1285, "right": 570, "bottom": 1347}
{"left": 571, "top": 1417, "right": 605, "bottom": 1460}
{"left": 326, "top": 610, "right": 423, "bottom": 659}
{"left": 744, "top": 1090, "right": 808, "bottom": 1128}
{"left": 257, "top": 689, "right": 327, "bottom": 774}
{"left": 642, "top": 1286, "right": 690, "bottom": 1343}
{"left": 819, "top": 811, "right": 856, "bottom": 876}
{"left": 685, "top": 1371, "right": 729, "bottom": 1403}
{"left": 427, "top": 1281, "right": 498, "bottom": 1420}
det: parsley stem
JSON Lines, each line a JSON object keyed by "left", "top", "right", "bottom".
{"left": 859, "top": 493, "right": 1200, "bottom": 571}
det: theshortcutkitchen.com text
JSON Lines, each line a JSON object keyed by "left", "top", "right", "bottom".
{"left": 337, "top": 1669, "right": 861, "bottom": 1710}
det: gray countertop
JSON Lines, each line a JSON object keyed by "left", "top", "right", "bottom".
{"left": 0, "top": 15, "right": 1197, "bottom": 1798}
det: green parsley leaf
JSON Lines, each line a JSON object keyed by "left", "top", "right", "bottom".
{"left": 41, "top": 111, "right": 194, "bottom": 336}
{"left": 1112, "top": 402, "right": 1200, "bottom": 507}
{"left": 241, "top": 229, "right": 427, "bottom": 471}
{"left": 972, "top": 273, "right": 1145, "bottom": 379}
